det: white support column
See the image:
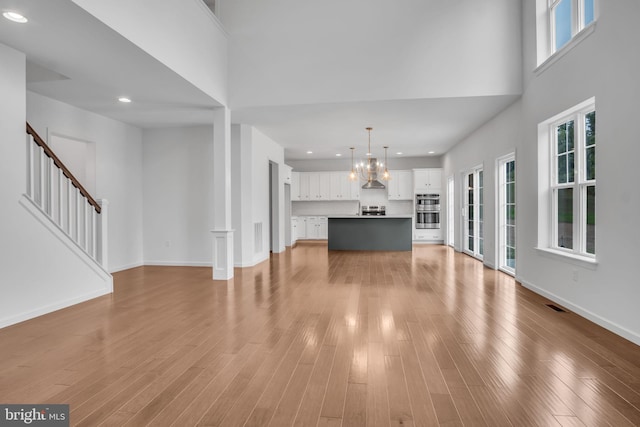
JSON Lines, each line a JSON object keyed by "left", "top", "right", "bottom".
{"left": 97, "top": 199, "right": 109, "bottom": 271}
{"left": 211, "top": 106, "right": 234, "bottom": 280}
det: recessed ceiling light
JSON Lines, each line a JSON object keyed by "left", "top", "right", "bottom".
{"left": 335, "top": 153, "right": 342, "bottom": 157}
{"left": 396, "top": 152, "right": 403, "bottom": 155}
{"left": 306, "top": 151, "right": 313, "bottom": 154}
{"left": 428, "top": 151, "right": 435, "bottom": 154}
{"left": 118, "top": 97, "right": 132, "bottom": 103}
{"left": 3, "top": 11, "right": 28, "bottom": 23}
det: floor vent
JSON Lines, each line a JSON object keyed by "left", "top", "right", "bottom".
{"left": 546, "top": 304, "right": 566, "bottom": 312}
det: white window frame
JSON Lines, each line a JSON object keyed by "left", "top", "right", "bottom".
{"left": 447, "top": 176, "right": 454, "bottom": 247}
{"left": 462, "top": 166, "right": 483, "bottom": 260}
{"left": 549, "top": 0, "right": 596, "bottom": 53}
{"left": 548, "top": 100, "right": 596, "bottom": 258}
{"left": 536, "top": 0, "right": 597, "bottom": 68}
{"left": 497, "top": 153, "right": 516, "bottom": 275}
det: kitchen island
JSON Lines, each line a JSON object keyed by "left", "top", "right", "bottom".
{"left": 327, "top": 215, "right": 413, "bottom": 251}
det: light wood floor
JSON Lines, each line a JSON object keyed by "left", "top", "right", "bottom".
{"left": 1, "top": 244, "right": 640, "bottom": 426}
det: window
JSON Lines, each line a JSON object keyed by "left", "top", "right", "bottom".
{"left": 463, "top": 167, "right": 483, "bottom": 259}
{"left": 498, "top": 155, "right": 516, "bottom": 274}
{"left": 549, "top": 102, "right": 596, "bottom": 257}
{"left": 550, "top": 0, "right": 596, "bottom": 52}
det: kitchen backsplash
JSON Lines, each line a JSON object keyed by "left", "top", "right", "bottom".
{"left": 292, "top": 189, "right": 413, "bottom": 216}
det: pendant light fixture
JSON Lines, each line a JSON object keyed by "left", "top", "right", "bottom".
{"left": 349, "top": 127, "right": 391, "bottom": 188}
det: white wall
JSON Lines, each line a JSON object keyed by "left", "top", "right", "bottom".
{"left": 442, "top": 101, "right": 522, "bottom": 266}
{"left": 220, "top": 0, "right": 521, "bottom": 108}
{"left": 26, "top": 92, "right": 144, "bottom": 272}
{"left": 142, "top": 126, "right": 214, "bottom": 266}
{"left": 0, "top": 43, "right": 112, "bottom": 328}
{"left": 443, "top": 0, "right": 640, "bottom": 345}
{"left": 230, "top": 125, "right": 287, "bottom": 267}
{"left": 252, "top": 128, "right": 286, "bottom": 261}
{"left": 231, "top": 124, "right": 254, "bottom": 266}
{"left": 71, "top": 0, "right": 228, "bottom": 105}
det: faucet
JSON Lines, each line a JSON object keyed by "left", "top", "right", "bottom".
{"left": 357, "top": 200, "right": 361, "bottom": 216}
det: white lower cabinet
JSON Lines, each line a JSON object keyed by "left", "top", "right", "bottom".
{"left": 317, "top": 217, "right": 328, "bottom": 239}
{"left": 296, "top": 217, "right": 307, "bottom": 239}
{"left": 413, "top": 228, "right": 443, "bottom": 242}
{"left": 298, "top": 216, "right": 327, "bottom": 240}
{"left": 291, "top": 217, "right": 298, "bottom": 244}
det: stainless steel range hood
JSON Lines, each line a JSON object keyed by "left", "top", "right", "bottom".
{"left": 361, "top": 158, "right": 386, "bottom": 189}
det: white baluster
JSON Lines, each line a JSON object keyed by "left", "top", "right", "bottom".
{"left": 84, "top": 202, "right": 90, "bottom": 251}
{"left": 48, "top": 157, "right": 55, "bottom": 218}
{"left": 67, "top": 180, "right": 73, "bottom": 235}
{"left": 75, "top": 187, "right": 81, "bottom": 243}
{"left": 39, "top": 146, "right": 46, "bottom": 209}
{"left": 27, "top": 136, "right": 35, "bottom": 198}
{"left": 57, "top": 168, "right": 63, "bottom": 228}
{"left": 92, "top": 208, "right": 97, "bottom": 259}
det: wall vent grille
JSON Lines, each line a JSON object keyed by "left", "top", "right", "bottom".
{"left": 254, "top": 222, "right": 263, "bottom": 254}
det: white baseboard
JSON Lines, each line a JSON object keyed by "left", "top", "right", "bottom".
{"left": 0, "top": 288, "right": 112, "bottom": 330}
{"left": 484, "top": 261, "right": 497, "bottom": 270}
{"left": 519, "top": 278, "right": 640, "bottom": 346}
{"left": 144, "top": 260, "right": 212, "bottom": 267}
{"left": 235, "top": 253, "right": 269, "bottom": 268}
{"left": 110, "top": 261, "right": 144, "bottom": 273}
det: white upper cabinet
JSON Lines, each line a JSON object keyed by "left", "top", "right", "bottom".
{"left": 305, "top": 172, "right": 331, "bottom": 200}
{"left": 293, "top": 171, "right": 360, "bottom": 201}
{"left": 330, "top": 171, "right": 360, "bottom": 200}
{"left": 349, "top": 177, "right": 361, "bottom": 200}
{"left": 291, "top": 171, "right": 300, "bottom": 200}
{"left": 387, "top": 170, "right": 413, "bottom": 200}
{"left": 413, "top": 168, "right": 442, "bottom": 193}
{"left": 298, "top": 172, "right": 311, "bottom": 200}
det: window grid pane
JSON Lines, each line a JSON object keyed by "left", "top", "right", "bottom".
{"left": 586, "top": 185, "right": 595, "bottom": 254}
{"left": 585, "top": 111, "right": 596, "bottom": 180}
{"left": 557, "top": 188, "right": 574, "bottom": 249}
{"left": 556, "top": 120, "right": 575, "bottom": 184}
{"left": 584, "top": 0, "right": 595, "bottom": 25}
{"left": 553, "top": 0, "right": 573, "bottom": 51}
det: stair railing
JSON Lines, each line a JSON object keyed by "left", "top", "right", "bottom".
{"left": 25, "top": 123, "right": 108, "bottom": 269}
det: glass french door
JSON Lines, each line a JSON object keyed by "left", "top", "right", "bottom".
{"left": 447, "top": 176, "right": 454, "bottom": 247}
{"left": 463, "top": 167, "right": 483, "bottom": 259}
{"left": 499, "top": 155, "right": 516, "bottom": 273}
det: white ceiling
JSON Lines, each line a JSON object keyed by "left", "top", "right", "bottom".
{"left": 1, "top": 0, "right": 523, "bottom": 161}
{"left": 0, "top": 0, "right": 220, "bottom": 129}
{"left": 221, "top": 0, "right": 523, "bottom": 160}
{"left": 233, "top": 96, "right": 519, "bottom": 160}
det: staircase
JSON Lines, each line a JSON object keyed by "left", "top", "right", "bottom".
{"left": 24, "top": 123, "right": 108, "bottom": 270}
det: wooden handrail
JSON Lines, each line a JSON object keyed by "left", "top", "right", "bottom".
{"left": 26, "top": 123, "right": 101, "bottom": 214}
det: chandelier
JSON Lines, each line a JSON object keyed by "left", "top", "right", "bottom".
{"left": 349, "top": 127, "right": 390, "bottom": 183}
